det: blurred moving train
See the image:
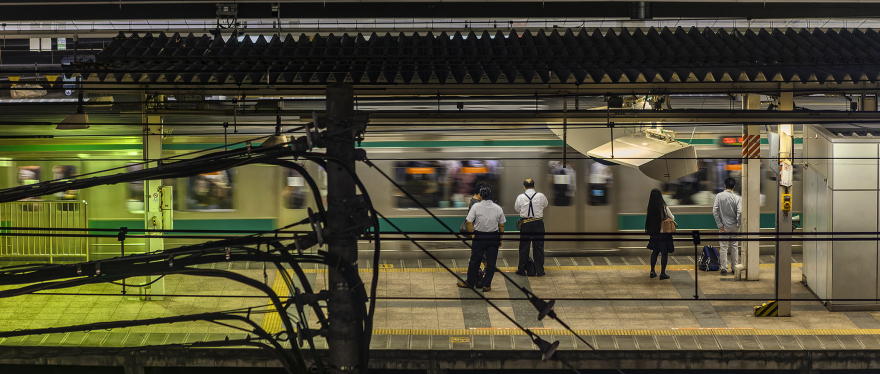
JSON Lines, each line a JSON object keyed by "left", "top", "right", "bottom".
{"left": 0, "top": 128, "right": 802, "bottom": 260}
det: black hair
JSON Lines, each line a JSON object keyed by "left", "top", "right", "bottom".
{"left": 479, "top": 185, "right": 494, "bottom": 201}
{"left": 645, "top": 188, "right": 668, "bottom": 235}
{"left": 724, "top": 177, "right": 736, "bottom": 190}
{"left": 523, "top": 179, "right": 535, "bottom": 188}
{"left": 472, "top": 182, "right": 487, "bottom": 196}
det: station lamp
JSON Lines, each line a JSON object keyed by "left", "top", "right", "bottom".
{"left": 260, "top": 115, "right": 288, "bottom": 147}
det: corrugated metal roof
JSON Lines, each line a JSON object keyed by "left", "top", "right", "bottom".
{"left": 73, "top": 27, "right": 880, "bottom": 85}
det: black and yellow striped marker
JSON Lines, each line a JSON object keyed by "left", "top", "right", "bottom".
{"left": 754, "top": 300, "right": 778, "bottom": 317}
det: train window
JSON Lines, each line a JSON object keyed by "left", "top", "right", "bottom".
{"left": 52, "top": 165, "right": 79, "bottom": 200}
{"left": 284, "top": 168, "right": 309, "bottom": 209}
{"left": 394, "top": 160, "right": 502, "bottom": 209}
{"left": 587, "top": 161, "right": 612, "bottom": 206}
{"left": 661, "top": 160, "right": 713, "bottom": 206}
{"left": 17, "top": 166, "right": 41, "bottom": 201}
{"left": 126, "top": 164, "right": 145, "bottom": 213}
{"left": 661, "top": 159, "right": 766, "bottom": 206}
{"left": 548, "top": 161, "right": 575, "bottom": 206}
{"left": 183, "top": 170, "right": 234, "bottom": 211}
{"left": 18, "top": 166, "right": 40, "bottom": 186}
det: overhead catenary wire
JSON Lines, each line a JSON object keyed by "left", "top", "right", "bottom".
{"left": 364, "top": 158, "right": 602, "bottom": 360}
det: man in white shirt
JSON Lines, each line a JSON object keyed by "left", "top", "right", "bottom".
{"left": 458, "top": 185, "right": 506, "bottom": 292}
{"left": 514, "top": 178, "right": 549, "bottom": 276}
{"left": 713, "top": 177, "right": 743, "bottom": 276}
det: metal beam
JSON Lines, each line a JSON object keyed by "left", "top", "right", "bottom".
{"left": 0, "top": 1, "right": 879, "bottom": 21}
{"left": 291, "top": 109, "right": 880, "bottom": 126}
{"left": 49, "top": 81, "right": 880, "bottom": 97}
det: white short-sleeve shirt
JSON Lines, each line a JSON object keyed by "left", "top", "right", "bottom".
{"left": 514, "top": 189, "right": 548, "bottom": 218}
{"left": 466, "top": 200, "right": 506, "bottom": 232}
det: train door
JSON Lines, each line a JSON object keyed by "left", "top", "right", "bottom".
{"left": 582, "top": 159, "right": 617, "bottom": 250}
{"left": 541, "top": 155, "right": 583, "bottom": 250}
{"left": 279, "top": 162, "right": 326, "bottom": 235}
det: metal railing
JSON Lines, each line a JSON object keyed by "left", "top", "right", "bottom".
{"left": 0, "top": 200, "right": 88, "bottom": 262}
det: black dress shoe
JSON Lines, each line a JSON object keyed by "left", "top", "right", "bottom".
{"left": 514, "top": 270, "right": 527, "bottom": 276}
{"left": 476, "top": 282, "right": 483, "bottom": 288}
{"left": 659, "top": 274, "right": 670, "bottom": 280}
{"left": 536, "top": 273, "right": 546, "bottom": 277}
{"left": 650, "top": 271, "right": 657, "bottom": 278}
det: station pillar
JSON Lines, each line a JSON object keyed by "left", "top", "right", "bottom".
{"left": 740, "top": 94, "right": 761, "bottom": 281}
{"left": 142, "top": 110, "right": 165, "bottom": 300}
{"left": 325, "top": 83, "right": 363, "bottom": 373}
{"left": 776, "top": 86, "right": 794, "bottom": 316}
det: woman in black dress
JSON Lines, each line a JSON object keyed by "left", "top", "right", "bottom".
{"left": 646, "top": 188, "right": 675, "bottom": 280}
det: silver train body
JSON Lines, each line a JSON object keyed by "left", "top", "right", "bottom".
{"left": 0, "top": 130, "right": 801, "bottom": 259}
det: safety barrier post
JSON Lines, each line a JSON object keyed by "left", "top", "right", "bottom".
{"left": 692, "top": 231, "right": 700, "bottom": 299}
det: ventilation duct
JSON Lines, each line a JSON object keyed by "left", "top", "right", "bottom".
{"left": 586, "top": 129, "right": 698, "bottom": 182}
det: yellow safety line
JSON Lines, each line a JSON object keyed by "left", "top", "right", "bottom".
{"left": 289, "top": 263, "right": 802, "bottom": 273}
{"left": 262, "top": 269, "right": 294, "bottom": 334}
{"left": 372, "top": 328, "right": 880, "bottom": 336}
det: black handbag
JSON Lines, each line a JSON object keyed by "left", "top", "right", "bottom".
{"left": 459, "top": 220, "right": 471, "bottom": 239}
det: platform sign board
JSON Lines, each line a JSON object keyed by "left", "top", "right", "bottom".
{"left": 450, "top": 337, "right": 470, "bottom": 343}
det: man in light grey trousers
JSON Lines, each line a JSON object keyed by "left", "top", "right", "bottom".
{"left": 713, "top": 177, "right": 743, "bottom": 276}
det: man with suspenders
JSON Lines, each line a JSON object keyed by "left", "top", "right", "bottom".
{"left": 514, "top": 178, "right": 549, "bottom": 276}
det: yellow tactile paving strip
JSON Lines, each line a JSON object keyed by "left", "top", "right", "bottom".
{"left": 262, "top": 269, "right": 292, "bottom": 334}
{"left": 374, "top": 328, "right": 880, "bottom": 336}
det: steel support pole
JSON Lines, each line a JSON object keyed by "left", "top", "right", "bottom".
{"left": 142, "top": 93, "right": 164, "bottom": 301}
{"left": 741, "top": 94, "right": 761, "bottom": 281}
{"left": 777, "top": 86, "right": 794, "bottom": 316}
{"left": 325, "top": 83, "right": 362, "bottom": 373}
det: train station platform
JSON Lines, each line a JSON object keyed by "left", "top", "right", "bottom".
{"left": 1, "top": 254, "right": 880, "bottom": 372}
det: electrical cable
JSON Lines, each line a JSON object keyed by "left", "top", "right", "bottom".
{"left": 298, "top": 153, "right": 380, "bottom": 370}
{"left": 0, "top": 250, "right": 368, "bottom": 372}
{"left": 375, "top": 211, "right": 585, "bottom": 370}
{"left": 0, "top": 311, "right": 300, "bottom": 374}
{"left": 365, "top": 161, "right": 605, "bottom": 356}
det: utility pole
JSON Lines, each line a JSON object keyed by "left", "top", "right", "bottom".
{"left": 325, "top": 83, "right": 362, "bottom": 373}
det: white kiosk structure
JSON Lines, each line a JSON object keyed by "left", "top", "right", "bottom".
{"left": 803, "top": 124, "right": 880, "bottom": 311}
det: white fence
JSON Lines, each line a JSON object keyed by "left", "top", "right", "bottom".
{"left": 0, "top": 201, "right": 89, "bottom": 262}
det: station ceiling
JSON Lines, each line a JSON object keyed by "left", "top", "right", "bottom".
{"left": 3, "top": 1, "right": 880, "bottom": 20}
{"left": 66, "top": 27, "right": 880, "bottom": 88}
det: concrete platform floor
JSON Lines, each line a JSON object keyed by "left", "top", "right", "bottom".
{"left": 1, "top": 254, "right": 879, "bottom": 354}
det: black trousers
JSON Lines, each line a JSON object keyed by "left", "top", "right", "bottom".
{"left": 466, "top": 231, "right": 500, "bottom": 287}
{"left": 518, "top": 220, "right": 545, "bottom": 274}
